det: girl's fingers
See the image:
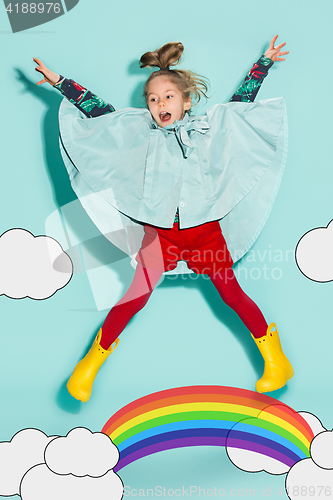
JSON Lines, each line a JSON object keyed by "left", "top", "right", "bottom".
{"left": 271, "top": 49, "right": 289, "bottom": 57}
{"left": 269, "top": 35, "right": 278, "bottom": 49}
{"left": 33, "top": 57, "right": 44, "bottom": 67}
{"left": 33, "top": 58, "right": 45, "bottom": 74}
{"left": 33, "top": 58, "right": 51, "bottom": 84}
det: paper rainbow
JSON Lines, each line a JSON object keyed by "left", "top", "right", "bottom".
{"left": 102, "top": 386, "right": 314, "bottom": 472}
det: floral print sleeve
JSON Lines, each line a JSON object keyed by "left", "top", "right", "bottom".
{"left": 54, "top": 76, "right": 115, "bottom": 117}
{"left": 230, "top": 55, "right": 274, "bottom": 103}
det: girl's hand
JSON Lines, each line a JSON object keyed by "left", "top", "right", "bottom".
{"left": 33, "top": 57, "right": 60, "bottom": 85}
{"left": 264, "top": 35, "right": 289, "bottom": 62}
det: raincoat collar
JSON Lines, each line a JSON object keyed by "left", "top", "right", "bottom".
{"left": 152, "top": 113, "right": 210, "bottom": 159}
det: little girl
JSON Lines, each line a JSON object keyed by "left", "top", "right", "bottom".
{"left": 34, "top": 37, "right": 293, "bottom": 402}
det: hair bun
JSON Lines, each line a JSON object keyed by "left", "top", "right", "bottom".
{"left": 140, "top": 42, "right": 184, "bottom": 69}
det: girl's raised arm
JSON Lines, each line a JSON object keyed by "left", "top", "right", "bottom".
{"left": 34, "top": 57, "right": 115, "bottom": 118}
{"left": 229, "top": 35, "right": 288, "bottom": 103}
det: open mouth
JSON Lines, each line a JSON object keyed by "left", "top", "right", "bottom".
{"left": 159, "top": 111, "right": 171, "bottom": 123}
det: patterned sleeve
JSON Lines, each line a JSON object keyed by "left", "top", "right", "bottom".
{"left": 54, "top": 76, "right": 115, "bottom": 117}
{"left": 230, "top": 55, "right": 274, "bottom": 103}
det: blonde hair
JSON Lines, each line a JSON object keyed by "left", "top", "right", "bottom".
{"left": 140, "top": 42, "right": 209, "bottom": 106}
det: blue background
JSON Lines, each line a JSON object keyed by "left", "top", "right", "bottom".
{"left": 0, "top": 0, "right": 332, "bottom": 498}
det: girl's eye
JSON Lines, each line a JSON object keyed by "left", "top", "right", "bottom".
{"left": 150, "top": 97, "right": 157, "bottom": 102}
{"left": 166, "top": 95, "right": 173, "bottom": 99}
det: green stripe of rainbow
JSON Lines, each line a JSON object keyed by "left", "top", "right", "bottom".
{"left": 102, "top": 386, "right": 314, "bottom": 472}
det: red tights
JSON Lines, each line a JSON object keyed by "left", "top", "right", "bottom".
{"left": 100, "top": 263, "right": 268, "bottom": 350}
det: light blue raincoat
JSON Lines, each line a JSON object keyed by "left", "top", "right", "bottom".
{"left": 59, "top": 97, "right": 287, "bottom": 269}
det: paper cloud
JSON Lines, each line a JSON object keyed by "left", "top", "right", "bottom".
{"left": 0, "top": 229, "right": 73, "bottom": 299}
{"left": 225, "top": 417, "right": 290, "bottom": 475}
{"left": 286, "top": 458, "right": 333, "bottom": 499}
{"left": 21, "top": 428, "right": 123, "bottom": 500}
{"left": 0, "top": 429, "right": 57, "bottom": 496}
{"left": 45, "top": 428, "right": 119, "bottom": 477}
{"left": 224, "top": 404, "right": 313, "bottom": 476}
{"left": 295, "top": 220, "right": 333, "bottom": 282}
{"left": 310, "top": 430, "right": 333, "bottom": 469}
{"left": 286, "top": 430, "right": 333, "bottom": 499}
{"left": 20, "top": 464, "right": 123, "bottom": 500}
{"left": 0, "top": 427, "right": 122, "bottom": 500}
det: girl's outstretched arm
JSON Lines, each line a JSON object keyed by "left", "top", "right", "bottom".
{"left": 230, "top": 35, "right": 288, "bottom": 103}
{"left": 33, "top": 57, "right": 115, "bottom": 118}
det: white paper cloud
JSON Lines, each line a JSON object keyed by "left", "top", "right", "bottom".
{"left": 225, "top": 405, "right": 315, "bottom": 476}
{"left": 45, "top": 428, "right": 119, "bottom": 477}
{"left": 20, "top": 464, "right": 123, "bottom": 500}
{"left": 286, "top": 458, "right": 333, "bottom": 499}
{"left": 296, "top": 220, "right": 333, "bottom": 282}
{"left": 226, "top": 446, "right": 289, "bottom": 474}
{"left": 310, "top": 430, "right": 333, "bottom": 469}
{"left": 0, "top": 229, "right": 73, "bottom": 299}
{"left": 0, "top": 429, "right": 57, "bottom": 496}
{"left": 0, "top": 427, "right": 122, "bottom": 500}
{"left": 225, "top": 417, "right": 290, "bottom": 475}
{"left": 286, "top": 430, "right": 333, "bottom": 499}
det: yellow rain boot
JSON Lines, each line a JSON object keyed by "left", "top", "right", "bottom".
{"left": 67, "top": 329, "right": 119, "bottom": 402}
{"left": 252, "top": 322, "right": 294, "bottom": 393}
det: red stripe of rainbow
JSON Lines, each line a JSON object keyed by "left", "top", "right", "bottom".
{"left": 102, "top": 386, "right": 314, "bottom": 472}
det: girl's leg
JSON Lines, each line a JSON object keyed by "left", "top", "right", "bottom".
{"left": 67, "top": 262, "right": 163, "bottom": 402}
{"left": 208, "top": 268, "right": 268, "bottom": 338}
{"left": 100, "top": 262, "right": 163, "bottom": 349}
{"left": 208, "top": 268, "right": 293, "bottom": 393}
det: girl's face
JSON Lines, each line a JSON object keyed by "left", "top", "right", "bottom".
{"left": 147, "top": 76, "right": 191, "bottom": 128}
